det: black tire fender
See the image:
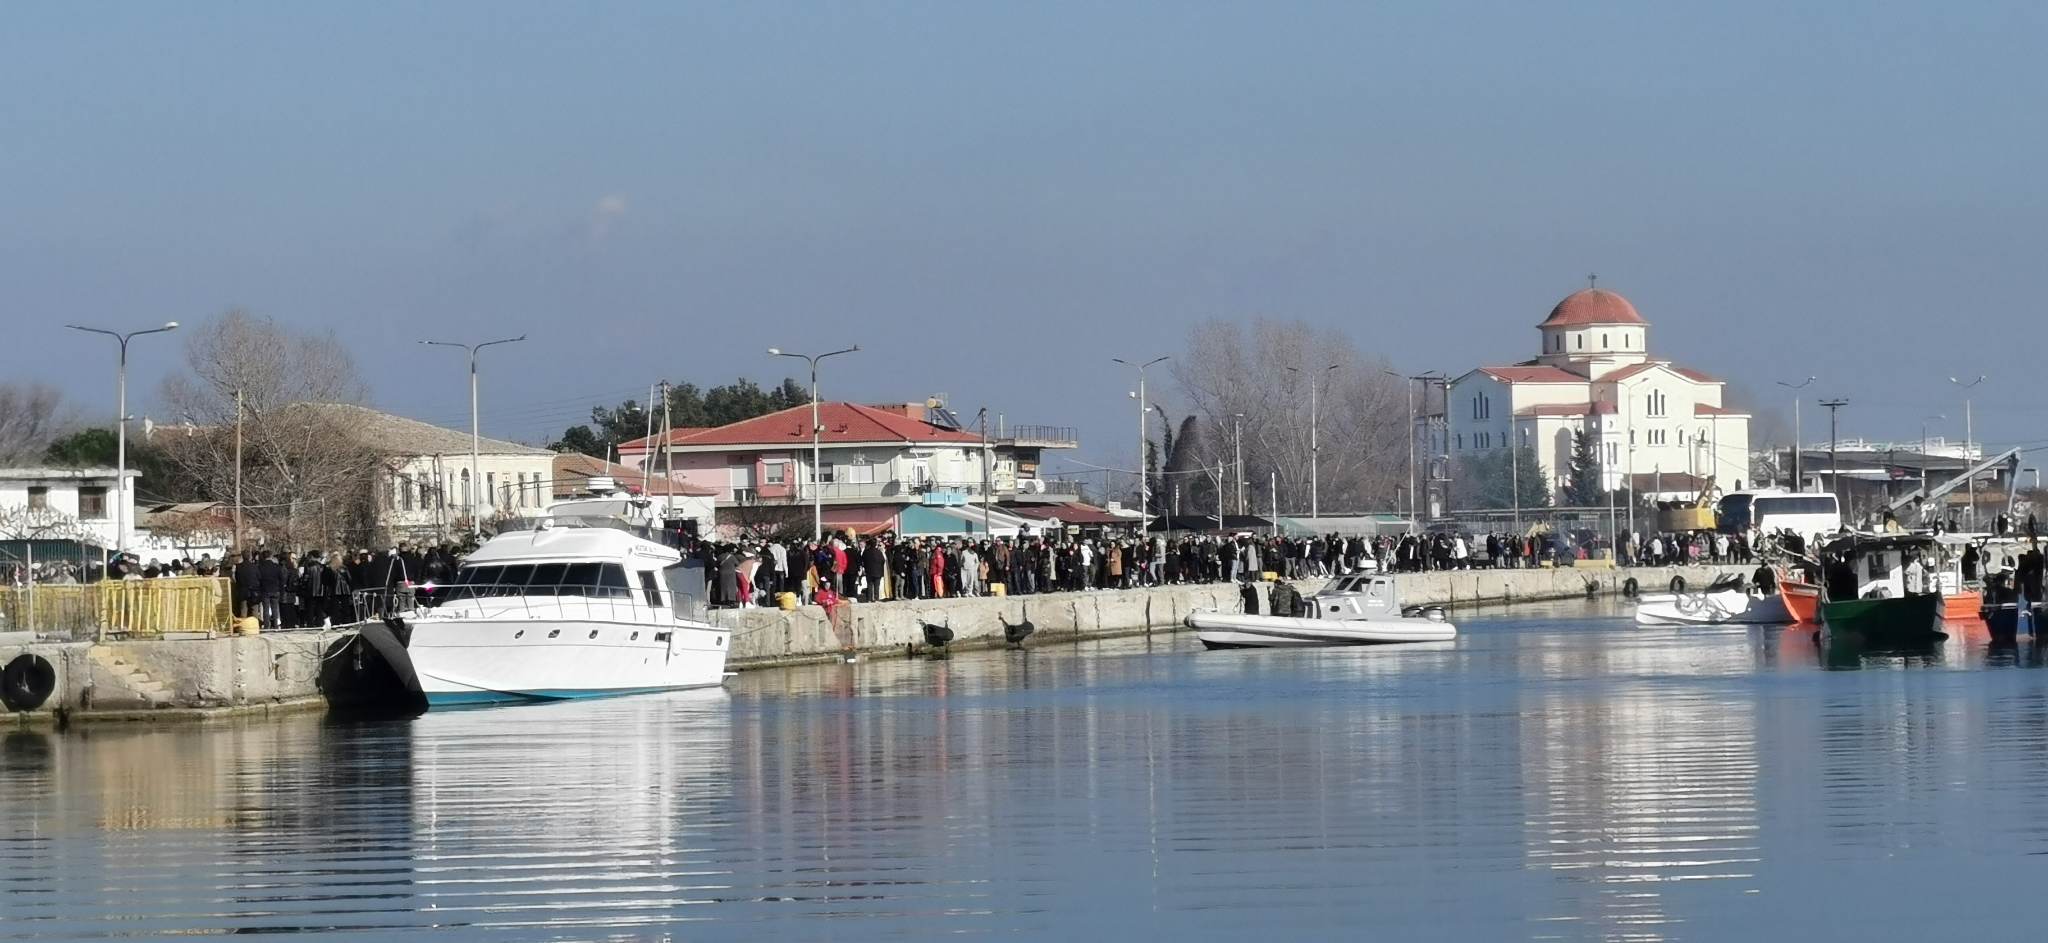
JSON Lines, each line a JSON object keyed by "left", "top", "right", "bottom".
{"left": 1669, "top": 575, "right": 1687, "bottom": 594}
{"left": 1, "top": 654, "right": 57, "bottom": 713}
{"left": 1622, "top": 577, "right": 1640, "bottom": 597}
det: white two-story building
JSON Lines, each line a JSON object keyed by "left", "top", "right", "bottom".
{"left": 0, "top": 467, "right": 137, "bottom": 551}
{"left": 1446, "top": 285, "right": 1751, "bottom": 505}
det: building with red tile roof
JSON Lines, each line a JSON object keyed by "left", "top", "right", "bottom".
{"left": 616, "top": 399, "right": 1081, "bottom": 538}
{"left": 1448, "top": 282, "right": 1750, "bottom": 508}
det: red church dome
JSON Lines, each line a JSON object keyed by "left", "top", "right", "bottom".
{"left": 1539, "top": 288, "right": 1646, "bottom": 328}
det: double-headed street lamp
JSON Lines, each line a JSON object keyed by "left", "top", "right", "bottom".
{"left": 1775, "top": 376, "right": 1816, "bottom": 491}
{"left": 422, "top": 335, "right": 527, "bottom": 537}
{"left": 1951, "top": 375, "right": 1986, "bottom": 531}
{"left": 1286, "top": 363, "right": 1340, "bottom": 520}
{"left": 1113, "top": 356, "right": 1169, "bottom": 536}
{"left": 770, "top": 345, "right": 861, "bottom": 542}
{"left": 68, "top": 321, "right": 179, "bottom": 565}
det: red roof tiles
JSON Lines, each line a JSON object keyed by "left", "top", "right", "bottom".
{"left": 1516, "top": 402, "right": 1617, "bottom": 417}
{"left": 659, "top": 402, "right": 981, "bottom": 449}
{"left": 1539, "top": 289, "right": 1647, "bottom": 328}
{"left": 1477, "top": 365, "right": 1584, "bottom": 383}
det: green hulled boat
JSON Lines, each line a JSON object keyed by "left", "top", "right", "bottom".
{"left": 1820, "top": 593, "right": 1945, "bottom": 645}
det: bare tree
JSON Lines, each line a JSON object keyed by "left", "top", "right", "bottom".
{"left": 0, "top": 383, "right": 63, "bottom": 465}
{"left": 1172, "top": 319, "right": 1408, "bottom": 516}
{"left": 156, "top": 310, "right": 389, "bottom": 549}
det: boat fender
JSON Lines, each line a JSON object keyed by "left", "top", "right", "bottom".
{"left": 1421, "top": 607, "right": 1447, "bottom": 623}
{"left": 1622, "top": 577, "right": 1640, "bottom": 597}
{"left": 1669, "top": 575, "right": 1687, "bottom": 594}
{"left": 1, "top": 654, "right": 57, "bottom": 713}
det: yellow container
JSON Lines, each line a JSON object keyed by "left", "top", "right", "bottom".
{"left": 776, "top": 592, "right": 799, "bottom": 611}
{"left": 1261, "top": 571, "right": 1279, "bottom": 582}
{"left": 989, "top": 582, "right": 1006, "bottom": 597}
{"left": 234, "top": 617, "right": 261, "bottom": 636}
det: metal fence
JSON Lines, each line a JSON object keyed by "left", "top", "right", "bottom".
{"left": 0, "top": 577, "right": 234, "bottom": 641}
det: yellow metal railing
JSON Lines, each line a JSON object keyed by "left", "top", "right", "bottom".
{"left": 0, "top": 577, "right": 232, "bottom": 639}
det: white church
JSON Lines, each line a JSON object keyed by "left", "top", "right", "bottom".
{"left": 1446, "top": 282, "right": 1751, "bottom": 506}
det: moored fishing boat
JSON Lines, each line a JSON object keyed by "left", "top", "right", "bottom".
{"left": 1817, "top": 533, "right": 1947, "bottom": 646}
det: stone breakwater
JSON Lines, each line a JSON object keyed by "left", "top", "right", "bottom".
{"left": 1, "top": 564, "right": 1746, "bottom": 726}
{"left": 710, "top": 564, "right": 1751, "bottom": 668}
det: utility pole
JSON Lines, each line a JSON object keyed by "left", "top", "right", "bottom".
{"left": 1269, "top": 470, "right": 1278, "bottom": 537}
{"left": 1232, "top": 413, "right": 1246, "bottom": 516}
{"left": 1511, "top": 418, "right": 1522, "bottom": 534}
{"left": 978, "top": 407, "right": 992, "bottom": 537}
{"left": 233, "top": 388, "right": 244, "bottom": 553}
{"left": 1951, "top": 375, "right": 1986, "bottom": 532}
{"left": 1385, "top": 369, "right": 1422, "bottom": 532}
{"left": 1776, "top": 376, "right": 1816, "bottom": 491}
{"left": 1288, "top": 364, "right": 1340, "bottom": 520}
{"left": 770, "top": 345, "right": 862, "bottom": 542}
{"left": 661, "top": 383, "right": 676, "bottom": 523}
{"left": 641, "top": 383, "right": 656, "bottom": 497}
{"left": 422, "top": 335, "right": 527, "bottom": 538}
{"left": 1820, "top": 398, "right": 1850, "bottom": 511}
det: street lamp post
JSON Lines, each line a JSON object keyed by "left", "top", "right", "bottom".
{"left": 1950, "top": 376, "right": 1986, "bottom": 532}
{"left": 1287, "top": 363, "right": 1339, "bottom": 520}
{"left": 1113, "top": 356, "right": 1170, "bottom": 538}
{"left": 1775, "top": 376, "right": 1816, "bottom": 491}
{"left": 769, "top": 345, "right": 861, "bottom": 542}
{"left": 422, "top": 335, "right": 527, "bottom": 538}
{"left": 68, "top": 321, "right": 180, "bottom": 567}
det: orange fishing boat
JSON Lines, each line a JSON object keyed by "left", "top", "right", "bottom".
{"left": 1779, "top": 578, "right": 1822, "bottom": 625}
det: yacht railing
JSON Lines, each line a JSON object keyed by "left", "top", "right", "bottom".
{"left": 352, "top": 584, "right": 706, "bottom": 626}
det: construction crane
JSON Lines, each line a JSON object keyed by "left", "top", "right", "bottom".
{"left": 1883, "top": 446, "right": 2022, "bottom": 522}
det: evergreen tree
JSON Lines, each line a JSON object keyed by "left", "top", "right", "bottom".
{"left": 1454, "top": 446, "right": 1551, "bottom": 510}
{"left": 1564, "top": 429, "right": 1605, "bottom": 506}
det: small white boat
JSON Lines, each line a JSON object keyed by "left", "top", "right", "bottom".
{"left": 1633, "top": 574, "right": 1790, "bottom": 626}
{"left": 1188, "top": 573, "right": 1457, "bottom": 649}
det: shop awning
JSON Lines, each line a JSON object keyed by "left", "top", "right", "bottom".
{"left": 820, "top": 505, "right": 901, "bottom": 538}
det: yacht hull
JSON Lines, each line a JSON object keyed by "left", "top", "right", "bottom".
{"left": 404, "top": 616, "right": 730, "bottom": 707}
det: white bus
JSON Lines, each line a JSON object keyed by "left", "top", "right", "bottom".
{"left": 1715, "top": 490, "right": 1841, "bottom": 538}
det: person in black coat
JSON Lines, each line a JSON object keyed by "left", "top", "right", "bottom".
{"left": 256, "top": 551, "right": 286, "bottom": 631}
{"left": 232, "top": 552, "right": 261, "bottom": 620}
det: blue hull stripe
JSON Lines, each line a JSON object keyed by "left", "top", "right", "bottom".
{"left": 425, "top": 685, "right": 688, "bottom": 707}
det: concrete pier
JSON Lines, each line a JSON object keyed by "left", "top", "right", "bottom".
{"left": 710, "top": 563, "right": 1749, "bottom": 669}
{"left": 2, "top": 564, "right": 1746, "bottom": 725}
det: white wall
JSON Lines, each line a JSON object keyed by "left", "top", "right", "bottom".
{"left": 0, "top": 471, "right": 136, "bottom": 551}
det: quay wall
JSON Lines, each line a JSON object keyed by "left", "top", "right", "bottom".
{"left": 2, "top": 564, "right": 1747, "bottom": 724}
{"left": 1, "top": 631, "right": 346, "bottom": 728}
{"left": 712, "top": 563, "right": 1749, "bottom": 668}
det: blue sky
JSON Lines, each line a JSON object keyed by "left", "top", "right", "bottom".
{"left": 6, "top": 1, "right": 2046, "bottom": 469}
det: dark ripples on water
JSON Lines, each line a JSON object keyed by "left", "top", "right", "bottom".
{"left": 7, "top": 597, "right": 2048, "bottom": 940}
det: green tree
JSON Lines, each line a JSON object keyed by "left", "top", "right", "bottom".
{"left": 1563, "top": 429, "right": 1605, "bottom": 506}
{"left": 44, "top": 427, "right": 195, "bottom": 500}
{"left": 1454, "top": 446, "right": 1551, "bottom": 510}
{"left": 551, "top": 377, "right": 808, "bottom": 458}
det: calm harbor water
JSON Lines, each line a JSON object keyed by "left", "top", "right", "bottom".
{"left": 7, "top": 597, "right": 2048, "bottom": 941}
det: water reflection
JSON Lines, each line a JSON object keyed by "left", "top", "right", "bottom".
{"left": 7, "top": 599, "right": 2048, "bottom": 939}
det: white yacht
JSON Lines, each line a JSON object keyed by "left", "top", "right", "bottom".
{"left": 359, "top": 498, "right": 729, "bottom": 708}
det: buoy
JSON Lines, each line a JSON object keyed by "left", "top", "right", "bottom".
{"left": 1, "top": 654, "right": 58, "bottom": 713}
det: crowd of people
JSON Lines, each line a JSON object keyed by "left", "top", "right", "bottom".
{"left": 3, "top": 524, "right": 1778, "bottom": 623}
